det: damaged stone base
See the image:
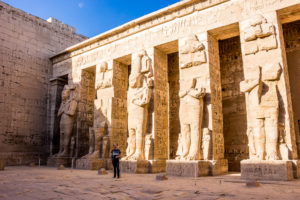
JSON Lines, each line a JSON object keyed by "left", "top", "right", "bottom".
{"left": 120, "top": 160, "right": 166, "bottom": 173}
{"left": 166, "top": 159, "right": 228, "bottom": 177}
{"left": 291, "top": 160, "right": 300, "bottom": 178}
{"left": 241, "top": 160, "right": 294, "bottom": 181}
{"left": 47, "top": 156, "right": 72, "bottom": 168}
{"left": 76, "top": 158, "right": 107, "bottom": 170}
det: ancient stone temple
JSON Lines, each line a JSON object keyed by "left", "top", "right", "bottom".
{"left": 2, "top": 0, "right": 300, "bottom": 181}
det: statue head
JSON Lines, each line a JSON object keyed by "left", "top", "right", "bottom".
{"left": 62, "top": 86, "right": 71, "bottom": 101}
{"left": 138, "top": 50, "right": 147, "bottom": 58}
{"left": 129, "top": 128, "right": 136, "bottom": 137}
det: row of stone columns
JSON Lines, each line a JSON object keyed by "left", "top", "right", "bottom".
{"left": 48, "top": 11, "right": 299, "bottom": 180}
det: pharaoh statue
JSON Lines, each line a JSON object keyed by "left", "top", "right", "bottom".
{"left": 83, "top": 61, "right": 111, "bottom": 159}
{"left": 176, "top": 77, "right": 206, "bottom": 160}
{"left": 122, "top": 50, "right": 153, "bottom": 161}
{"left": 83, "top": 103, "right": 109, "bottom": 159}
{"left": 240, "top": 63, "right": 281, "bottom": 160}
{"left": 55, "top": 84, "right": 78, "bottom": 157}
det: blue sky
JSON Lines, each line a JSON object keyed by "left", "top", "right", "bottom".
{"left": 2, "top": 0, "right": 180, "bottom": 37}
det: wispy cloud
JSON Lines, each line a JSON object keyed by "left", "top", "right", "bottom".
{"left": 78, "top": 2, "right": 84, "bottom": 8}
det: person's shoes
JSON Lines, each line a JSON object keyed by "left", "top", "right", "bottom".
{"left": 113, "top": 176, "right": 116, "bottom": 178}
{"left": 117, "top": 177, "right": 120, "bottom": 179}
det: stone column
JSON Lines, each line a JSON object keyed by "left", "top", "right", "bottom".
{"left": 239, "top": 11, "right": 299, "bottom": 181}
{"left": 110, "top": 60, "right": 128, "bottom": 159}
{"left": 166, "top": 33, "right": 228, "bottom": 177}
{"left": 120, "top": 49, "right": 167, "bottom": 173}
{"left": 76, "top": 70, "right": 95, "bottom": 158}
{"left": 47, "top": 77, "right": 67, "bottom": 156}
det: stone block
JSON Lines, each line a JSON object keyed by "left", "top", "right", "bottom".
{"left": 57, "top": 165, "right": 65, "bottom": 170}
{"left": 156, "top": 173, "right": 168, "bottom": 181}
{"left": 98, "top": 168, "right": 108, "bottom": 175}
{"left": 120, "top": 160, "right": 166, "bottom": 173}
{"left": 244, "top": 41, "right": 259, "bottom": 55}
{"left": 166, "top": 160, "right": 210, "bottom": 177}
{"left": 241, "top": 160, "right": 294, "bottom": 181}
{"left": 76, "top": 158, "right": 107, "bottom": 170}
{"left": 259, "top": 35, "right": 277, "bottom": 51}
{"left": 166, "top": 159, "right": 228, "bottom": 177}
{"left": 47, "top": 156, "right": 72, "bottom": 168}
{"left": 246, "top": 180, "right": 260, "bottom": 187}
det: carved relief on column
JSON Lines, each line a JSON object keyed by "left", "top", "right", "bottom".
{"left": 122, "top": 50, "right": 154, "bottom": 161}
{"left": 175, "top": 35, "right": 209, "bottom": 161}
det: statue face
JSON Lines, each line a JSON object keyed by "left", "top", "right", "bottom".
{"left": 62, "top": 89, "right": 70, "bottom": 101}
{"left": 129, "top": 129, "right": 136, "bottom": 136}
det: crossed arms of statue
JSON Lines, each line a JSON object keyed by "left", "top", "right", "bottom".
{"left": 179, "top": 78, "right": 206, "bottom": 99}
{"left": 57, "top": 100, "right": 77, "bottom": 117}
{"left": 131, "top": 86, "right": 151, "bottom": 107}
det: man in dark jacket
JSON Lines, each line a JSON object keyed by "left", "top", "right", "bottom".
{"left": 111, "top": 144, "right": 121, "bottom": 178}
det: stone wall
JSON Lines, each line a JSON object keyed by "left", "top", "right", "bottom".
{"left": 283, "top": 20, "right": 300, "bottom": 158}
{"left": 0, "top": 1, "right": 87, "bottom": 165}
{"left": 219, "top": 36, "right": 248, "bottom": 171}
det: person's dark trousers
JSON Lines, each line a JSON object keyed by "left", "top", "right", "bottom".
{"left": 112, "top": 158, "right": 120, "bottom": 178}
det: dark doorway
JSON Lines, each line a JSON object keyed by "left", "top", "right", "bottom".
{"left": 219, "top": 36, "right": 248, "bottom": 171}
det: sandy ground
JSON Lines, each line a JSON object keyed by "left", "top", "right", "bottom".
{"left": 0, "top": 166, "right": 300, "bottom": 200}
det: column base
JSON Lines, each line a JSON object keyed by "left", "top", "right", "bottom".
{"left": 166, "top": 159, "right": 228, "bottom": 177}
{"left": 47, "top": 156, "right": 72, "bottom": 168}
{"left": 120, "top": 160, "right": 166, "bottom": 173}
{"left": 241, "top": 160, "right": 294, "bottom": 181}
{"left": 76, "top": 158, "right": 107, "bottom": 170}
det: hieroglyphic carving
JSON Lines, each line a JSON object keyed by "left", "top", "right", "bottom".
{"left": 176, "top": 77, "right": 206, "bottom": 160}
{"left": 240, "top": 63, "right": 283, "bottom": 160}
{"left": 243, "top": 15, "right": 277, "bottom": 55}
{"left": 55, "top": 83, "right": 78, "bottom": 157}
{"left": 122, "top": 50, "right": 153, "bottom": 161}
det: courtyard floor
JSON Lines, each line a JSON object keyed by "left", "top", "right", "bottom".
{"left": 0, "top": 166, "right": 300, "bottom": 200}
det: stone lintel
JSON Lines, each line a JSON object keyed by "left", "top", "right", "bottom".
{"left": 76, "top": 158, "right": 108, "bottom": 170}
{"left": 120, "top": 160, "right": 166, "bottom": 174}
{"left": 166, "top": 159, "right": 228, "bottom": 177}
{"left": 241, "top": 160, "right": 294, "bottom": 181}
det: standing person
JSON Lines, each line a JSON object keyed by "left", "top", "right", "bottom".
{"left": 111, "top": 144, "right": 121, "bottom": 178}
